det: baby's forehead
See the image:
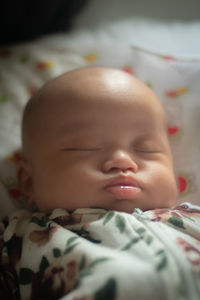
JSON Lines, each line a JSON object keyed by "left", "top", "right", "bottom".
{"left": 39, "top": 68, "right": 155, "bottom": 107}
{"left": 24, "top": 67, "right": 164, "bottom": 132}
{"left": 48, "top": 67, "right": 147, "bottom": 92}
{"left": 22, "top": 68, "right": 167, "bottom": 158}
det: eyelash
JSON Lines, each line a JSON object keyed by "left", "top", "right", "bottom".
{"left": 134, "top": 149, "right": 160, "bottom": 154}
{"left": 62, "top": 148, "right": 159, "bottom": 154}
{"left": 62, "top": 148, "right": 102, "bottom": 152}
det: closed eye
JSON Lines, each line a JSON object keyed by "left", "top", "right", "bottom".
{"left": 61, "top": 147, "right": 102, "bottom": 151}
{"left": 134, "top": 149, "right": 161, "bottom": 154}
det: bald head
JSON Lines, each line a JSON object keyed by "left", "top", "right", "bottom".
{"left": 20, "top": 66, "right": 177, "bottom": 213}
{"left": 22, "top": 67, "right": 166, "bottom": 159}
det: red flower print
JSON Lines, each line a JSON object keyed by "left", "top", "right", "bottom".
{"left": 167, "top": 126, "right": 180, "bottom": 137}
{"left": 176, "top": 237, "right": 200, "bottom": 267}
{"left": 53, "top": 214, "right": 82, "bottom": 226}
{"left": 166, "top": 87, "right": 188, "bottom": 98}
{"left": 36, "top": 60, "right": 54, "bottom": 70}
{"left": 29, "top": 225, "right": 58, "bottom": 246}
{"left": 162, "top": 55, "right": 175, "bottom": 61}
{"left": 175, "top": 203, "right": 200, "bottom": 218}
{"left": 31, "top": 260, "right": 78, "bottom": 299}
{"left": 122, "top": 66, "right": 134, "bottom": 75}
{"left": 177, "top": 173, "right": 192, "bottom": 197}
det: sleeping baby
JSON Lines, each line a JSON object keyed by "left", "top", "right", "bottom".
{"left": 1, "top": 67, "right": 200, "bottom": 300}
{"left": 20, "top": 66, "right": 177, "bottom": 213}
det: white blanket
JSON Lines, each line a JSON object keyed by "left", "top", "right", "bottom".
{"left": 1, "top": 202, "right": 200, "bottom": 299}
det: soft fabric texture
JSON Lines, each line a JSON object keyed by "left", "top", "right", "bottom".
{"left": 1, "top": 203, "right": 200, "bottom": 299}
{"left": 0, "top": 40, "right": 200, "bottom": 219}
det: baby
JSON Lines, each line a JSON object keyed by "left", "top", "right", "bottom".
{"left": 20, "top": 66, "right": 177, "bottom": 214}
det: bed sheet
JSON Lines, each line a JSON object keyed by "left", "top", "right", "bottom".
{"left": 66, "top": 19, "right": 200, "bottom": 59}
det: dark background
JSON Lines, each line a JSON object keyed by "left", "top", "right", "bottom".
{"left": 0, "top": 0, "right": 88, "bottom": 45}
{"left": 0, "top": 0, "right": 199, "bottom": 46}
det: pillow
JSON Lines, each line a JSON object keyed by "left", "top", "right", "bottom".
{"left": 0, "top": 41, "right": 88, "bottom": 217}
{"left": 90, "top": 45, "right": 200, "bottom": 206}
{"left": 0, "top": 41, "right": 199, "bottom": 220}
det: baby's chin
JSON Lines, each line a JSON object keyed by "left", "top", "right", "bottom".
{"left": 34, "top": 194, "right": 177, "bottom": 215}
{"left": 110, "top": 198, "right": 176, "bottom": 214}
{"left": 101, "top": 199, "right": 138, "bottom": 214}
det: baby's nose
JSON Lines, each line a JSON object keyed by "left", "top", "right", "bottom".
{"left": 102, "top": 150, "right": 138, "bottom": 173}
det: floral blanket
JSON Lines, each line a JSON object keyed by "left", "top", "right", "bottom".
{"left": 1, "top": 202, "right": 200, "bottom": 300}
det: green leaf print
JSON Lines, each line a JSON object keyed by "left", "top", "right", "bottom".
{"left": 98, "top": 213, "right": 105, "bottom": 220}
{"left": 135, "top": 227, "right": 153, "bottom": 245}
{"left": 115, "top": 215, "right": 126, "bottom": 233}
{"left": 39, "top": 256, "right": 50, "bottom": 273}
{"left": 89, "top": 257, "right": 111, "bottom": 268}
{"left": 156, "top": 249, "right": 168, "bottom": 271}
{"left": 75, "top": 269, "right": 93, "bottom": 289}
{"left": 103, "top": 211, "right": 115, "bottom": 225}
{"left": 64, "top": 236, "right": 79, "bottom": 254}
{"left": 19, "top": 268, "right": 34, "bottom": 284}
{"left": 95, "top": 278, "right": 117, "bottom": 300}
{"left": 145, "top": 235, "right": 153, "bottom": 245}
{"left": 66, "top": 236, "right": 79, "bottom": 247}
{"left": 64, "top": 242, "right": 79, "bottom": 254}
{"left": 53, "top": 248, "right": 62, "bottom": 258}
{"left": 79, "top": 255, "right": 86, "bottom": 271}
{"left": 20, "top": 55, "right": 29, "bottom": 63}
{"left": 76, "top": 258, "right": 113, "bottom": 290}
{"left": 121, "top": 237, "right": 141, "bottom": 251}
{"left": 80, "top": 269, "right": 93, "bottom": 279}
{"left": 136, "top": 227, "right": 146, "bottom": 235}
{"left": 0, "top": 96, "right": 8, "bottom": 103}
{"left": 30, "top": 215, "right": 49, "bottom": 227}
{"left": 168, "top": 216, "right": 185, "bottom": 229}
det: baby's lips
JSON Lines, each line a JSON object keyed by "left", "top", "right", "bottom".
{"left": 105, "top": 185, "right": 141, "bottom": 199}
{"left": 104, "top": 176, "right": 141, "bottom": 199}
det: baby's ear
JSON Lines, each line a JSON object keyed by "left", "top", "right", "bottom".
{"left": 18, "top": 158, "right": 34, "bottom": 204}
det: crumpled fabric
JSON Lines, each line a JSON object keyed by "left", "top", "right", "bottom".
{"left": 0, "top": 202, "right": 200, "bottom": 300}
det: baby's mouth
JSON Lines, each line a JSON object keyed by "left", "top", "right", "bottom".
{"left": 104, "top": 176, "right": 141, "bottom": 199}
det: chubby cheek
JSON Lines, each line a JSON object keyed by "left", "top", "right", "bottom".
{"left": 32, "top": 161, "right": 98, "bottom": 211}
{"left": 142, "top": 162, "right": 177, "bottom": 208}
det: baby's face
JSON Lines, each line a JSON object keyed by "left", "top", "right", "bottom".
{"left": 21, "top": 67, "right": 177, "bottom": 213}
